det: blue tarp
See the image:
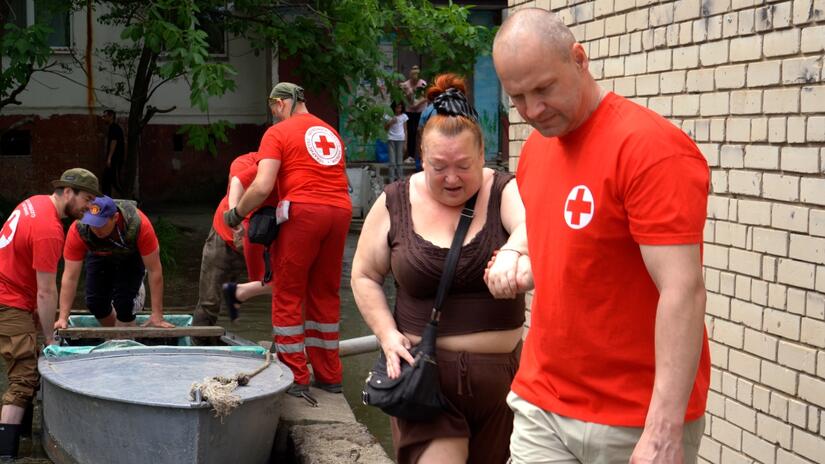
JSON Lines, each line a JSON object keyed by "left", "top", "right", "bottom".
{"left": 43, "top": 343, "right": 267, "bottom": 358}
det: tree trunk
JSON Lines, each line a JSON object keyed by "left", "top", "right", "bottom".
{"left": 121, "top": 44, "right": 157, "bottom": 199}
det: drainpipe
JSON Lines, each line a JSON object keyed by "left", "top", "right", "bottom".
{"left": 85, "top": 0, "right": 94, "bottom": 115}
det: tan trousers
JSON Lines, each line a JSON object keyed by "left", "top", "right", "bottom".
{"left": 507, "top": 391, "right": 705, "bottom": 464}
{"left": 0, "top": 306, "right": 39, "bottom": 408}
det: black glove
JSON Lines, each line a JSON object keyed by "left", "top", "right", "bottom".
{"left": 223, "top": 207, "right": 243, "bottom": 228}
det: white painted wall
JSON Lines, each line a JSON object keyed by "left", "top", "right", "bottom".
{"left": 4, "top": 5, "right": 272, "bottom": 125}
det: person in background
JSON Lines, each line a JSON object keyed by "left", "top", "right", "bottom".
{"left": 351, "top": 75, "right": 531, "bottom": 464}
{"left": 193, "top": 153, "right": 273, "bottom": 335}
{"left": 0, "top": 169, "right": 99, "bottom": 458}
{"left": 225, "top": 82, "right": 351, "bottom": 397}
{"left": 491, "top": 8, "right": 710, "bottom": 463}
{"left": 384, "top": 101, "right": 408, "bottom": 182}
{"left": 400, "top": 65, "right": 427, "bottom": 167}
{"left": 56, "top": 196, "right": 175, "bottom": 330}
{"left": 101, "top": 109, "right": 125, "bottom": 196}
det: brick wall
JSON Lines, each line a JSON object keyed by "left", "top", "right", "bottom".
{"left": 0, "top": 114, "right": 263, "bottom": 205}
{"left": 505, "top": 0, "right": 824, "bottom": 462}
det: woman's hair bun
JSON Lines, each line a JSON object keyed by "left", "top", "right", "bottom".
{"left": 432, "top": 88, "right": 479, "bottom": 122}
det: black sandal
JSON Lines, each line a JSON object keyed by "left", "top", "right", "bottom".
{"left": 221, "top": 282, "right": 241, "bottom": 321}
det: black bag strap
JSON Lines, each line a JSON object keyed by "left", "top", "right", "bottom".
{"left": 430, "top": 191, "right": 478, "bottom": 321}
{"left": 262, "top": 247, "right": 272, "bottom": 284}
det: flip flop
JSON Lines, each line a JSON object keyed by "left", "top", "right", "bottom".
{"left": 221, "top": 282, "right": 241, "bottom": 321}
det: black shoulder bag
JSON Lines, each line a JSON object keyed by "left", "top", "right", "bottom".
{"left": 246, "top": 206, "right": 279, "bottom": 284}
{"left": 361, "top": 192, "right": 478, "bottom": 421}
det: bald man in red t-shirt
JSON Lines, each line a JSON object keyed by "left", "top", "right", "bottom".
{"left": 488, "top": 9, "right": 710, "bottom": 464}
{"left": 226, "top": 82, "right": 351, "bottom": 396}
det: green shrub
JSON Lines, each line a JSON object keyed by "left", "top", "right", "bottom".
{"left": 152, "top": 216, "right": 180, "bottom": 271}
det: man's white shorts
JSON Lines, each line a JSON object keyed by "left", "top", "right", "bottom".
{"left": 507, "top": 391, "right": 705, "bottom": 464}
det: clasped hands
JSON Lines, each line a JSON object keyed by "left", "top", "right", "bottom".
{"left": 484, "top": 248, "right": 534, "bottom": 299}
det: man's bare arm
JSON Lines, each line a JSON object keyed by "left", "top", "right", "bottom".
{"left": 631, "top": 244, "right": 706, "bottom": 464}
{"left": 36, "top": 271, "right": 58, "bottom": 344}
{"left": 55, "top": 259, "right": 83, "bottom": 329}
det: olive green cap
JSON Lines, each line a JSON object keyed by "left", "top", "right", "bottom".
{"left": 52, "top": 168, "right": 102, "bottom": 197}
{"left": 268, "top": 82, "right": 305, "bottom": 102}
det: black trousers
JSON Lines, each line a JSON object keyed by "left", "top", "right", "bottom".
{"left": 84, "top": 252, "right": 145, "bottom": 322}
{"left": 102, "top": 159, "right": 122, "bottom": 196}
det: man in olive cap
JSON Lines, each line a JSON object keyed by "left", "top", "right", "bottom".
{"left": 0, "top": 168, "right": 99, "bottom": 457}
{"left": 225, "top": 82, "right": 352, "bottom": 397}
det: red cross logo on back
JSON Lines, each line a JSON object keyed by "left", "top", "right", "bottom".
{"left": 305, "top": 126, "right": 342, "bottom": 166}
{"left": 315, "top": 135, "right": 336, "bottom": 156}
{"left": 564, "top": 185, "right": 594, "bottom": 229}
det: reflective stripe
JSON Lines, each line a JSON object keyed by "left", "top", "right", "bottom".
{"left": 305, "top": 337, "right": 339, "bottom": 350}
{"left": 276, "top": 343, "right": 305, "bottom": 353}
{"left": 272, "top": 325, "right": 304, "bottom": 336}
{"left": 304, "top": 321, "right": 339, "bottom": 333}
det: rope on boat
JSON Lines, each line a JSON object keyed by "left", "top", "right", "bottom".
{"left": 189, "top": 351, "right": 272, "bottom": 420}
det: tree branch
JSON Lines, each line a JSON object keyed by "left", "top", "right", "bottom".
{"left": 146, "top": 72, "right": 184, "bottom": 102}
{"left": 139, "top": 104, "right": 176, "bottom": 129}
{"left": 0, "top": 62, "right": 34, "bottom": 111}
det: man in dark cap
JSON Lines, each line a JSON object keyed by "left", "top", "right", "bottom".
{"left": 225, "top": 82, "right": 352, "bottom": 397}
{"left": 55, "top": 196, "right": 174, "bottom": 330}
{"left": 0, "top": 168, "right": 99, "bottom": 457}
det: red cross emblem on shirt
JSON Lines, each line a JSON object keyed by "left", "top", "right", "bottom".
{"left": 315, "top": 135, "right": 336, "bottom": 156}
{"left": 305, "top": 126, "right": 342, "bottom": 166}
{"left": 564, "top": 185, "right": 594, "bottom": 229}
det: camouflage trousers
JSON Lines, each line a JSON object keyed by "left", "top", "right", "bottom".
{"left": 193, "top": 227, "right": 247, "bottom": 327}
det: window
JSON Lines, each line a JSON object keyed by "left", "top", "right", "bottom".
{"left": 196, "top": 8, "right": 227, "bottom": 57}
{"left": 7, "top": 0, "right": 71, "bottom": 49}
{"left": 0, "top": 129, "right": 32, "bottom": 157}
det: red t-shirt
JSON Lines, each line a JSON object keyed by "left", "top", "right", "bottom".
{"left": 64, "top": 210, "right": 159, "bottom": 260}
{"left": 256, "top": 113, "right": 351, "bottom": 211}
{"left": 512, "top": 92, "right": 711, "bottom": 427}
{"left": 212, "top": 153, "right": 258, "bottom": 248}
{"left": 0, "top": 195, "right": 64, "bottom": 312}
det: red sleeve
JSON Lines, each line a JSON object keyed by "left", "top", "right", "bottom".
{"left": 33, "top": 235, "right": 64, "bottom": 273}
{"left": 625, "top": 155, "right": 709, "bottom": 245}
{"left": 136, "top": 212, "right": 160, "bottom": 256}
{"left": 229, "top": 152, "right": 257, "bottom": 178}
{"left": 63, "top": 223, "right": 89, "bottom": 261}
{"left": 235, "top": 164, "right": 259, "bottom": 189}
{"left": 257, "top": 126, "right": 283, "bottom": 160}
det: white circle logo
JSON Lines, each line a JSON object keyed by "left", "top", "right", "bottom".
{"left": 0, "top": 210, "right": 21, "bottom": 249}
{"left": 305, "top": 126, "right": 342, "bottom": 166}
{"left": 564, "top": 185, "right": 594, "bottom": 229}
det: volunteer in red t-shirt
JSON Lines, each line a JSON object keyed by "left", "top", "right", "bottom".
{"left": 488, "top": 10, "right": 710, "bottom": 463}
{"left": 0, "top": 168, "right": 99, "bottom": 456}
{"left": 55, "top": 196, "right": 175, "bottom": 330}
{"left": 225, "top": 82, "right": 351, "bottom": 396}
{"left": 192, "top": 153, "right": 274, "bottom": 331}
